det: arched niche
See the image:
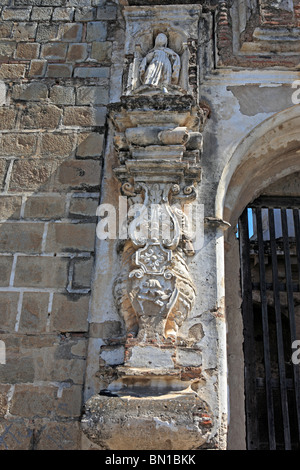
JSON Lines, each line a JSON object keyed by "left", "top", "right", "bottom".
{"left": 216, "top": 105, "right": 300, "bottom": 449}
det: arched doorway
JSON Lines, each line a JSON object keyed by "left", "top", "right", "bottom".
{"left": 216, "top": 106, "right": 300, "bottom": 449}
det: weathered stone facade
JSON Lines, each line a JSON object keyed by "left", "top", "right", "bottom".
{"left": 0, "top": 0, "right": 300, "bottom": 450}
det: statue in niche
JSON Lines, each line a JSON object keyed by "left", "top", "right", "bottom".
{"left": 138, "top": 33, "right": 180, "bottom": 94}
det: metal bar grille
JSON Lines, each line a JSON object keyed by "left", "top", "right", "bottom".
{"left": 239, "top": 196, "right": 300, "bottom": 450}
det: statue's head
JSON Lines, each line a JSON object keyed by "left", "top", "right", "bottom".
{"left": 155, "top": 33, "right": 168, "bottom": 48}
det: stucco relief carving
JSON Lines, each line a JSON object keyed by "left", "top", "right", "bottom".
{"left": 114, "top": 181, "right": 197, "bottom": 342}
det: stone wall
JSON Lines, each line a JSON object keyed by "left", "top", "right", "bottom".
{"left": 0, "top": 0, "right": 119, "bottom": 450}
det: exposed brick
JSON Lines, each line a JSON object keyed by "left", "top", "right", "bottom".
{"left": 10, "top": 384, "right": 57, "bottom": 418}
{"left": 0, "top": 134, "right": 37, "bottom": 157}
{"left": 0, "top": 292, "right": 19, "bottom": 333}
{"left": 0, "top": 222, "right": 44, "bottom": 253}
{"left": 45, "top": 222, "right": 96, "bottom": 252}
{"left": 66, "top": 43, "right": 88, "bottom": 62}
{"left": 14, "top": 256, "right": 69, "bottom": 288}
{"left": 12, "top": 83, "right": 48, "bottom": 101}
{"left": 51, "top": 293, "right": 90, "bottom": 332}
{"left": 0, "top": 108, "right": 17, "bottom": 130}
{"left": 53, "top": 159, "right": 101, "bottom": 190}
{"left": 0, "top": 195, "right": 22, "bottom": 220}
{"left": 46, "top": 63, "right": 73, "bottom": 78}
{"left": 40, "top": 132, "right": 75, "bottom": 157}
{"left": 18, "top": 292, "right": 50, "bottom": 333}
{"left": 20, "top": 104, "right": 62, "bottom": 129}
{"left": 0, "top": 64, "right": 26, "bottom": 79}
{"left": 24, "top": 194, "right": 66, "bottom": 219}
{"left": 15, "top": 42, "right": 40, "bottom": 60}
{"left": 49, "top": 85, "right": 75, "bottom": 105}
{"left": 63, "top": 106, "right": 106, "bottom": 127}
{"left": 76, "top": 132, "right": 104, "bottom": 157}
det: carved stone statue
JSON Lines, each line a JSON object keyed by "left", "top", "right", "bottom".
{"left": 139, "top": 33, "right": 180, "bottom": 93}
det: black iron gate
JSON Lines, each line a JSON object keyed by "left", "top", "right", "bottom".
{"left": 239, "top": 196, "right": 300, "bottom": 450}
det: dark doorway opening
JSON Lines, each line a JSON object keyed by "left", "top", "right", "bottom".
{"left": 238, "top": 196, "right": 300, "bottom": 450}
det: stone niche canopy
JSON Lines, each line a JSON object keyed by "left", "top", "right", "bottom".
{"left": 81, "top": 3, "right": 214, "bottom": 450}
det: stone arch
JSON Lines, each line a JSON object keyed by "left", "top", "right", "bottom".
{"left": 216, "top": 104, "right": 300, "bottom": 227}
{"left": 218, "top": 105, "right": 300, "bottom": 449}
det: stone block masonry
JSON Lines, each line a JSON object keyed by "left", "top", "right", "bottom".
{"left": 0, "top": 0, "right": 118, "bottom": 450}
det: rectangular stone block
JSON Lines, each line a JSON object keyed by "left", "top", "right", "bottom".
{"left": 28, "top": 59, "right": 47, "bottom": 78}
{"left": 0, "top": 222, "right": 44, "bottom": 253}
{"left": 36, "top": 23, "right": 58, "bottom": 42}
{"left": 0, "top": 256, "right": 13, "bottom": 286}
{"left": 0, "top": 64, "right": 26, "bottom": 79}
{"left": 73, "top": 66, "right": 110, "bottom": 78}
{"left": 56, "top": 385, "right": 82, "bottom": 417}
{"left": 18, "top": 292, "right": 50, "bottom": 333}
{"left": 41, "top": 42, "right": 68, "bottom": 60}
{"left": 20, "top": 104, "right": 62, "bottom": 129}
{"left": 52, "top": 7, "right": 74, "bottom": 21}
{"left": 69, "top": 195, "right": 99, "bottom": 218}
{"left": 76, "top": 132, "right": 104, "bottom": 157}
{"left": 0, "top": 108, "right": 16, "bottom": 130}
{"left": 2, "top": 7, "right": 31, "bottom": 21}
{"left": 15, "top": 42, "right": 40, "bottom": 60}
{"left": 0, "top": 420, "right": 34, "bottom": 450}
{"left": 0, "top": 42, "right": 16, "bottom": 60}
{"left": 59, "top": 23, "right": 83, "bottom": 42}
{"left": 76, "top": 85, "right": 109, "bottom": 105}
{"left": 0, "top": 292, "right": 19, "bottom": 331}
{"left": 12, "top": 83, "right": 48, "bottom": 101}
{"left": 49, "top": 85, "right": 75, "bottom": 105}
{"left": 10, "top": 384, "right": 57, "bottom": 418}
{"left": 72, "top": 257, "right": 94, "bottom": 288}
{"left": 14, "top": 256, "right": 69, "bottom": 288}
{"left": 46, "top": 63, "right": 73, "bottom": 78}
{"left": 90, "top": 41, "right": 112, "bottom": 63}
{"left": 0, "top": 134, "right": 37, "bottom": 157}
{"left": 74, "top": 7, "right": 96, "bottom": 22}
{"left": 63, "top": 106, "right": 107, "bottom": 127}
{"left": 51, "top": 293, "right": 90, "bottom": 332}
{"left": 31, "top": 6, "right": 53, "bottom": 20}
{"left": 96, "top": 5, "right": 117, "bottom": 20}
{"left": 34, "top": 422, "right": 81, "bottom": 450}
{"left": 45, "top": 222, "right": 96, "bottom": 252}
{"left": 12, "top": 22, "right": 37, "bottom": 41}
{"left": 53, "top": 159, "right": 101, "bottom": 190}
{"left": 9, "top": 159, "right": 56, "bottom": 192}
{"left": 66, "top": 43, "right": 88, "bottom": 62}
{"left": 86, "top": 21, "right": 107, "bottom": 41}
{"left": 0, "top": 195, "right": 22, "bottom": 220}
{"left": 24, "top": 194, "right": 66, "bottom": 219}
{"left": 40, "top": 132, "right": 76, "bottom": 157}
{"left": 0, "top": 384, "right": 11, "bottom": 418}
